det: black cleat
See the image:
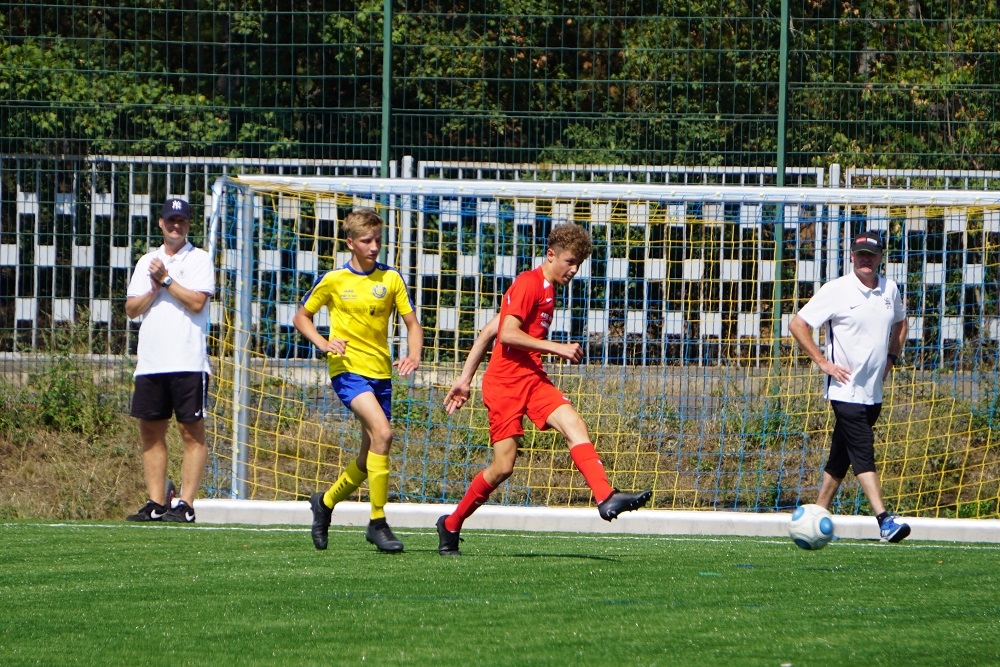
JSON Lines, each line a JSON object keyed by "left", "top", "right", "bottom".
{"left": 126, "top": 500, "right": 167, "bottom": 522}
{"left": 436, "top": 515, "right": 462, "bottom": 556}
{"left": 309, "top": 492, "right": 333, "bottom": 550}
{"left": 162, "top": 500, "right": 196, "bottom": 523}
{"left": 366, "top": 519, "right": 404, "bottom": 553}
{"left": 597, "top": 489, "right": 652, "bottom": 521}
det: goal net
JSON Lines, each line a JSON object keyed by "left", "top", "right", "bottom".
{"left": 203, "top": 175, "right": 1000, "bottom": 519}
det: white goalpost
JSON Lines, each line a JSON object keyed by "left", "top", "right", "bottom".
{"left": 196, "top": 175, "right": 1000, "bottom": 542}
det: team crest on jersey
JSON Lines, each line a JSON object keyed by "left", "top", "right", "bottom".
{"left": 371, "top": 285, "right": 387, "bottom": 299}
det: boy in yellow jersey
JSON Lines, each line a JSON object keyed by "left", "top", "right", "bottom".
{"left": 293, "top": 208, "right": 423, "bottom": 553}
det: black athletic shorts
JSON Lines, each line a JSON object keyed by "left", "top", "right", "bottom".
{"left": 824, "top": 400, "right": 882, "bottom": 478}
{"left": 130, "top": 372, "right": 209, "bottom": 423}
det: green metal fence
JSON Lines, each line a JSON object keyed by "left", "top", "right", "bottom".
{"left": 2, "top": 1, "right": 998, "bottom": 169}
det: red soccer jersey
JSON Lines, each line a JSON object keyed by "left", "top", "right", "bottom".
{"left": 485, "top": 265, "right": 556, "bottom": 380}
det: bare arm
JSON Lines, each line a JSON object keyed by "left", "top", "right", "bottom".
{"left": 884, "top": 318, "right": 907, "bottom": 379}
{"left": 497, "top": 313, "right": 583, "bottom": 363}
{"left": 788, "top": 314, "right": 851, "bottom": 384}
{"left": 128, "top": 256, "right": 210, "bottom": 319}
{"left": 292, "top": 306, "right": 347, "bottom": 356}
{"left": 125, "top": 285, "right": 161, "bottom": 320}
{"left": 165, "top": 283, "right": 210, "bottom": 314}
{"left": 443, "top": 314, "right": 499, "bottom": 414}
{"left": 393, "top": 310, "right": 423, "bottom": 376}
{"left": 124, "top": 282, "right": 208, "bottom": 319}
{"left": 147, "top": 256, "right": 210, "bottom": 314}
{"left": 888, "top": 319, "right": 906, "bottom": 358}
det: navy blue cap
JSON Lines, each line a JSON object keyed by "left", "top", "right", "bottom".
{"left": 160, "top": 198, "right": 192, "bottom": 221}
{"left": 850, "top": 231, "right": 883, "bottom": 254}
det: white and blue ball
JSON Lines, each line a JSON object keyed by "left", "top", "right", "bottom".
{"left": 789, "top": 504, "right": 834, "bottom": 550}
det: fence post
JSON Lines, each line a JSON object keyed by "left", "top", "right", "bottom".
{"left": 231, "top": 187, "right": 253, "bottom": 500}
{"left": 381, "top": 0, "right": 393, "bottom": 177}
{"left": 827, "top": 163, "right": 843, "bottom": 280}
{"left": 770, "top": 0, "right": 791, "bottom": 364}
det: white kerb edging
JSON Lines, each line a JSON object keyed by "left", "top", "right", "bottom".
{"left": 194, "top": 499, "right": 1000, "bottom": 543}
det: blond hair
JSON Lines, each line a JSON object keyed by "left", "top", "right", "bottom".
{"left": 548, "top": 223, "right": 593, "bottom": 260}
{"left": 342, "top": 208, "right": 384, "bottom": 239}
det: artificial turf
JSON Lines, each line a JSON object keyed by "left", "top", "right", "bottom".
{"left": 1, "top": 521, "right": 998, "bottom": 666}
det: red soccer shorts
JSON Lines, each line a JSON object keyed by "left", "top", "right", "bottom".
{"left": 481, "top": 371, "right": 572, "bottom": 444}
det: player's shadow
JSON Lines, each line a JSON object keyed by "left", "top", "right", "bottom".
{"left": 510, "top": 553, "right": 619, "bottom": 562}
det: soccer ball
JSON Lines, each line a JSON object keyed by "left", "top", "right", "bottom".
{"left": 789, "top": 504, "right": 834, "bottom": 550}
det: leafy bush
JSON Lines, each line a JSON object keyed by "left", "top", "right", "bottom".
{"left": 11, "top": 356, "right": 128, "bottom": 439}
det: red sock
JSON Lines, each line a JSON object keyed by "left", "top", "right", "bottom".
{"left": 570, "top": 443, "right": 614, "bottom": 503}
{"left": 445, "top": 471, "right": 496, "bottom": 532}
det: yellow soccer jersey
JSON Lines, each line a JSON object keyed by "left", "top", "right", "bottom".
{"left": 301, "top": 262, "right": 415, "bottom": 379}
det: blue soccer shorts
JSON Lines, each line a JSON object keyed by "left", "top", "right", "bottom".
{"left": 331, "top": 372, "right": 393, "bottom": 421}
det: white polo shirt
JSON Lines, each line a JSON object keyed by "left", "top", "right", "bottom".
{"left": 127, "top": 242, "right": 215, "bottom": 376}
{"left": 796, "top": 271, "right": 905, "bottom": 405}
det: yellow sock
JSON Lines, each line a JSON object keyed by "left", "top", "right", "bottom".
{"left": 323, "top": 461, "right": 367, "bottom": 509}
{"left": 367, "top": 452, "right": 390, "bottom": 521}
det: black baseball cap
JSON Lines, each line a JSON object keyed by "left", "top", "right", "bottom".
{"left": 160, "top": 198, "right": 192, "bottom": 221}
{"left": 850, "top": 231, "right": 883, "bottom": 254}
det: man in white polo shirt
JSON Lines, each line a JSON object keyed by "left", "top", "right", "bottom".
{"left": 789, "top": 231, "right": 910, "bottom": 543}
{"left": 124, "top": 198, "right": 215, "bottom": 524}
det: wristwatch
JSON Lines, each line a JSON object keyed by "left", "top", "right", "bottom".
{"left": 161, "top": 275, "right": 174, "bottom": 288}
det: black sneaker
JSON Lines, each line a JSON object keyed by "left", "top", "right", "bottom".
{"left": 126, "top": 500, "right": 167, "bottom": 522}
{"left": 309, "top": 492, "right": 333, "bottom": 550}
{"left": 436, "top": 515, "right": 462, "bottom": 556}
{"left": 162, "top": 500, "right": 196, "bottom": 523}
{"left": 365, "top": 519, "right": 404, "bottom": 553}
{"left": 597, "top": 489, "right": 652, "bottom": 521}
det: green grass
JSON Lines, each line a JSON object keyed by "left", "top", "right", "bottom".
{"left": 1, "top": 523, "right": 998, "bottom": 666}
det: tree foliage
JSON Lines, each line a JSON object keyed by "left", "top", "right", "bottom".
{"left": 1, "top": 0, "right": 998, "bottom": 168}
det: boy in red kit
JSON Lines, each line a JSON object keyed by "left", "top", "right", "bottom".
{"left": 437, "top": 223, "right": 651, "bottom": 556}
